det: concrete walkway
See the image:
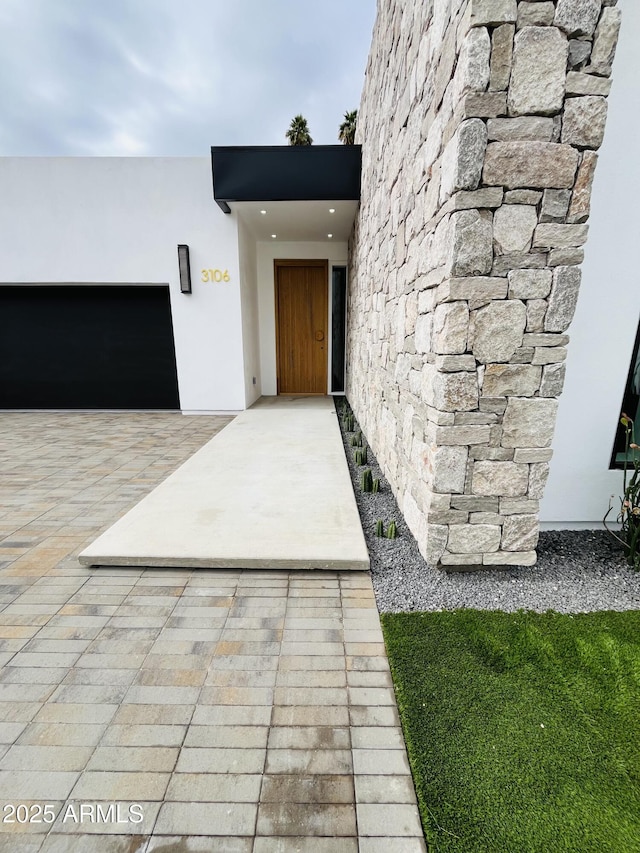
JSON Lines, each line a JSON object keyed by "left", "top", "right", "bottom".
{"left": 0, "top": 413, "right": 426, "bottom": 851}
{"left": 79, "top": 397, "right": 369, "bottom": 572}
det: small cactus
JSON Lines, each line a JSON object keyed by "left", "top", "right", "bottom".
{"left": 344, "top": 413, "right": 355, "bottom": 431}
{"left": 355, "top": 431, "right": 363, "bottom": 447}
{"left": 356, "top": 446, "right": 368, "bottom": 464}
{"left": 350, "top": 434, "right": 359, "bottom": 446}
{"left": 361, "top": 468, "right": 373, "bottom": 492}
{"left": 375, "top": 519, "right": 385, "bottom": 537}
{"left": 372, "top": 477, "right": 380, "bottom": 493}
{"left": 386, "top": 520, "right": 397, "bottom": 539}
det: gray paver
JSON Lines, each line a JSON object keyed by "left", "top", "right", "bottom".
{"left": 253, "top": 841, "right": 357, "bottom": 853}
{"left": 265, "top": 748, "right": 353, "bottom": 775}
{"left": 261, "top": 774, "right": 354, "bottom": 804}
{"left": 355, "top": 775, "right": 421, "bottom": 804}
{"left": 0, "top": 413, "right": 423, "bottom": 850}
{"left": 154, "top": 802, "right": 257, "bottom": 836}
{"left": 70, "top": 771, "right": 170, "bottom": 800}
{"left": 175, "top": 747, "right": 266, "bottom": 774}
{"left": 148, "top": 838, "right": 251, "bottom": 853}
{"left": 165, "top": 773, "right": 262, "bottom": 802}
{"left": 256, "top": 803, "right": 356, "bottom": 837}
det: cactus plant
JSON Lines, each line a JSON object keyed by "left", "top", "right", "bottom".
{"left": 361, "top": 469, "right": 373, "bottom": 492}
{"left": 375, "top": 519, "right": 384, "bottom": 537}
{"left": 355, "top": 431, "right": 363, "bottom": 447}
{"left": 350, "top": 434, "right": 359, "bottom": 446}
{"left": 344, "top": 413, "right": 355, "bottom": 431}
{"left": 372, "top": 478, "right": 380, "bottom": 493}
{"left": 354, "top": 446, "right": 368, "bottom": 465}
{"left": 386, "top": 520, "right": 397, "bottom": 539}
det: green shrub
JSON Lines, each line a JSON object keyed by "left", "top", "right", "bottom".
{"left": 605, "top": 413, "right": 640, "bottom": 569}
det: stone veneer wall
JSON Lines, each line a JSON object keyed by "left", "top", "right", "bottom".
{"left": 346, "top": 0, "right": 621, "bottom": 569}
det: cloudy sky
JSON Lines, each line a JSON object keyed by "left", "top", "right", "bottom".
{"left": 0, "top": 0, "right": 377, "bottom": 156}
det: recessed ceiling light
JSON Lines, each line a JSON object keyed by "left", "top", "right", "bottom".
{"left": 329, "top": 208, "right": 335, "bottom": 213}
{"left": 327, "top": 234, "right": 333, "bottom": 239}
{"left": 260, "top": 210, "right": 267, "bottom": 215}
{"left": 271, "top": 234, "right": 277, "bottom": 239}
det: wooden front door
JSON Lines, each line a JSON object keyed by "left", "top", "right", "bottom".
{"left": 275, "top": 260, "right": 328, "bottom": 394}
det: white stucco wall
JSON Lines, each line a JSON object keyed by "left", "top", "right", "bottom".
{"left": 237, "top": 218, "right": 262, "bottom": 407}
{"left": 0, "top": 157, "right": 246, "bottom": 412}
{"left": 257, "top": 241, "right": 348, "bottom": 395}
{"left": 541, "top": 0, "right": 640, "bottom": 527}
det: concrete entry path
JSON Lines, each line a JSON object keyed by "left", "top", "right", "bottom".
{"left": 79, "top": 397, "right": 370, "bottom": 572}
{"left": 0, "top": 412, "right": 425, "bottom": 851}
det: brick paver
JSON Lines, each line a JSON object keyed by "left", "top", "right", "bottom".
{"left": 0, "top": 413, "right": 425, "bottom": 851}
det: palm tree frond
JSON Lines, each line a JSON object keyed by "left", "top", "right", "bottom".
{"left": 286, "top": 114, "right": 313, "bottom": 146}
{"left": 338, "top": 109, "right": 358, "bottom": 145}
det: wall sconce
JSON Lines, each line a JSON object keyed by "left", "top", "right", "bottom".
{"left": 177, "top": 244, "right": 192, "bottom": 294}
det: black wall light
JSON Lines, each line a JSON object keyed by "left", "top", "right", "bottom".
{"left": 177, "top": 244, "right": 192, "bottom": 294}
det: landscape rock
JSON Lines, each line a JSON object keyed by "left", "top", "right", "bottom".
{"left": 561, "top": 96, "right": 608, "bottom": 149}
{"left": 565, "top": 71, "right": 612, "bottom": 96}
{"left": 447, "top": 523, "right": 501, "bottom": 554}
{"left": 568, "top": 39, "right": 593, "bottom": 69}
{"left": 526, "top": 299, "right": 547, "bottom": 332}
{"left": 482, "top": 364, "right": 542, "bottom": 397}
{"left": 501, "top": 514, "right": 540, "bottom": 551}
{"left": 531, "top": 346, "right": 567, "bottom": 364}
{"left": 424, "top": 523, "right": 449, "bottom": 566}
{"left": 508, "top": 27, "right": 568, "bottom": 116}
{"left": 533, "top": 224, "right": 589, "bottom": 249}
{"left": 554, "top": 0, "right": 602, "bottom": 37}
{"left": 568, "top": 152, "right": 598, "bottom": 222}
{"left": 504, "top": 190, "right": 542, "bottom": 205}
{"left": 548, "top": 247, "right": 585, "bottom": 266}
{"left": 437, "top": 277, "right": 508, "bottom": 310}
{"left": 502, "top": 397, "right": 559, "bottom": 447}
{"left": 472, "top": 301, "right": 527, "bottom": 363}
{"left": 440, "top": 119, "right": 488, "bottom": 202}
{"left": 589, "top": 6, "right": 621, "bottom": 73}
{"left": 528, "top": 462, "right": 551, "bottom": 499}
{"left": 415, "top": 313, "right": 433, "bottom": 354}
{"left": 493, "top": 205, "right": 538, "bottom": 253}
{"left": 544, "top": 266, "right": 582, "bottom": 332}
{"left": 448, "top": 210, "right": 493, "bottom": 276}
{"left": 487, "top": 117, "right": 555, "bottom": 142}
{"left": 457, "top": 27, "right": 491, "bottom": 95}
{"left": 517, "top": 2, "right": 555, "bottom": 28}
{"left": 483, "top": 142, "right": 579, "bottom": 189}
{"left": 431, "top": 445, "right": 468, "bottom": 494}
{"left": 469, "top": 0, "right": 518, "bottom": 27}
{"left": 508, "top": 269, "right": 553, "bottom": 299}
{"left": 489, "top": 24, "right": 514, "bottom": 92}
{"left": 429, "top": 369, "right": 479, "bottom": 413}
{"left": 432, "top": 301, "right": 470, "bottom": 355}
{"left": 471, "top": 461, "right": 530, "bottom": 496}
{"left": 539, "top": 363, "right": 566, "bottom": 397}
{"left": 540, "top": 189, "right": 571, "bottom": 222}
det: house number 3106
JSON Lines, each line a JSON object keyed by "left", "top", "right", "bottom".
{"left": 201, "top": 269, "right": 230, "bottom": 282}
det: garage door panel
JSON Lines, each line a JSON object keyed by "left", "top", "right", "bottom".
{"left": 0, "top": 285, "right": 180, "bottom": 409}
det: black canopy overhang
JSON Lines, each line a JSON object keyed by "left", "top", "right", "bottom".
{"left": 211, "top": 145, "right": 362, "bottom": 213}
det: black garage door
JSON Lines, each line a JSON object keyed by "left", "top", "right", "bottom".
{"left": 0, "top": 285, "right": 180, "bottom": 409}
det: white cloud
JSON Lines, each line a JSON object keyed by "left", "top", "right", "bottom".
{"left": 0, "top": 0, "right": 376, "bottom": 155}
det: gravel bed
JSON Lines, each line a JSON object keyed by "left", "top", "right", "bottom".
{"left": 337, "top": 403, "right": 640, "bottom": 614}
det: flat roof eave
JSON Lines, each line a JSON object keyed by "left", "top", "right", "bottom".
{"left": 211, "top": 145, "right": 362, "bottom": 213}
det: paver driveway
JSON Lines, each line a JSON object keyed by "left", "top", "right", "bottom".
{"left": 0, "top": 413, "right": 425, "bottom": 851}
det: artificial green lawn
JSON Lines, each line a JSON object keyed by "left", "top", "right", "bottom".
{"left": 381, "top": 609, "right": 640, "bottom": 853}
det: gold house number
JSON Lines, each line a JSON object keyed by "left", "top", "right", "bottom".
{"left": 201, "top": 269, "right": 231, "bottom": 283}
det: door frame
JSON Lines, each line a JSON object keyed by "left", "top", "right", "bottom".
{"left": 274, "top": 259, "right": 329, "bottom": 395}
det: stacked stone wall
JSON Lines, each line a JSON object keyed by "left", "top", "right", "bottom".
{"left": 347, "top": 0, "right": 621, "bottom": 568}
